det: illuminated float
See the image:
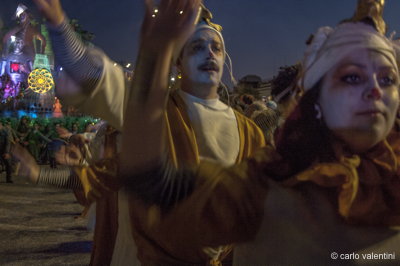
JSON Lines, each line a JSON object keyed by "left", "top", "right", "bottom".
{"left": 0, "top": 4, "right": 56, "bottom": 116}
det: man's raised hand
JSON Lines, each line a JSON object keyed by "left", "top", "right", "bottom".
{"left": 141, "top": 0, "right": 202, "bottom": 50}
{"left": 32, "top": 0, "right": 65, "bottom": 27}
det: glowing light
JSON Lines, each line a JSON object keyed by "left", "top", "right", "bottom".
{"left": 154, "top": 9, "right": 158, "bottom": 13}
{"left": 10, "top": 63, "right": 20, "bottom": 72}
{"left": 171, "top": 77, "right": 175, "bottom": 81}
{"left": 126, "top": 63, "right": 131, "bottom": 68}
{"left": 28, "top": 68, "right": 54, "bottom": 94}
{"left": 179, "top": 10, "right": 183, "bottom": 14}
{"left": 152, "top": 14, "right": 156, "bottom": 18}
{"left": 59, "top": 67, "right": 63, "bottom": 71}
{"left": 113, "top": 63, "right": 117, "bottom": 66}
{"left": 10, "top": 36, "right": 16, "bottom": 42}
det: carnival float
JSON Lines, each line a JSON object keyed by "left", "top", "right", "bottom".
{"left": 0, "top": 4, "right": 59, "bottom": 117}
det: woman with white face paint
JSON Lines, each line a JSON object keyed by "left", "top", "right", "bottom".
{"left": 121, "top": 1, "right": 400, "bottom": 265}
{"left": 317, "top": 48, "right": 398, "bottom": 153}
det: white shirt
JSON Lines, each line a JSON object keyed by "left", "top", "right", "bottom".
{"left": 178, "top": 90, "right": 239, "bottom": 166}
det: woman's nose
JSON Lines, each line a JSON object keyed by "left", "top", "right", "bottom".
{"left": 367, "top": 87, "right": 382, "bottom": 100}
{"left": 363, "top": 77, "right": 383, "bottom": 100}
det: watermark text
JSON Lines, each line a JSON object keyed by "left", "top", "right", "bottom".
{"left": 331, "top": 252, "right": 396, "bottom": 261}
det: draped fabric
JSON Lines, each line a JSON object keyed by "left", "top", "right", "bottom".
{"left": 73, "top": 91, "right": 265, "bottom": 265}
{"left": 146, "top": 131, "right": 400, "bottom": 265}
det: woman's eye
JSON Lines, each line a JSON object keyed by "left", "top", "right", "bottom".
{"left": 379, "top": 76, "right": 397, "bottom": 87}
{"left": 341, "top": 74, "right": 362, "bottom": 84}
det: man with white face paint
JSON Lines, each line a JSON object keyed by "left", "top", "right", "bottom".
{"left": 30, "top": 0, "right": 265, "bottom": 265}
{"left": 178, "top": 25, "right": 224, "bottom": 96}
{"left": 172, "top": 18, "right": 244, "bottom": 167}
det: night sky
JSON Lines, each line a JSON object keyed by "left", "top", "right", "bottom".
{"left": 1, "top": 0, "right": 400, "bottom": 82}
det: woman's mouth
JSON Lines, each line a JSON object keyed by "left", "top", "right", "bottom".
{"left": 356, "top": 109, "right": 384, "bottom": 117}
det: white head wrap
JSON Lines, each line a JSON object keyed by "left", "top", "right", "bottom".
{"left": 172, "top": 21, "right": 226, "bottom": 64}
{"left": 301, "top": 22, "right": 398, "bottom": 91}
{"left": 15, "top": 4, "right": 28, "bottom": 18}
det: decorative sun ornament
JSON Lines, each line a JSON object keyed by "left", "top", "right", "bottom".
{"left": 28, "top": 68, "right": 54, "bottom": 94}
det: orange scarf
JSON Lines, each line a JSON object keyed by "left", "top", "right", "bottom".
{"left": 284, "top": 132, "right": 400, "bottom": 226}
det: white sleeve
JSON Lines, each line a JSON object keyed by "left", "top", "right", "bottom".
{"left": 56, "top": 48, "right": 129, "bottom": 131}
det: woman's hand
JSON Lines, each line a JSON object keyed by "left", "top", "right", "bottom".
{"left": 55, "top": 144, "right": 83, "bottom": 166}
{"left": 11, "top": 144, "right": 40, "bottom": 184}
{"left": 56, "top": 126, "right": 72, "bottom": 139}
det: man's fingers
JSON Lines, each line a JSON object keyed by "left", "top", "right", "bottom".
{"left": 158, "top": 0, "right": 172, "bottom": 13}
{"left": 32, "top": 0, "right": 64, "bottom": 26}
{"left": 142, "top": 0, "right": 155, "bottom": 33}
{"left": 180, "top": 0, "right": 201, "bottom": 25}
{"left": 175, "top": 0, "right": 189, "bottom": 15}
{"left": 144, "top": 0, "right": 155, "bottom": 12}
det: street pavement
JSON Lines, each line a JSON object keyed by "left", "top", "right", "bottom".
{"left": 0, "top": 172, "right": 93, "bottom": 265}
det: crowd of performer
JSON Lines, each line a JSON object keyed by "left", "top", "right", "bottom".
{"left": 0, "top": 115, "right": 100, "bottom": 182}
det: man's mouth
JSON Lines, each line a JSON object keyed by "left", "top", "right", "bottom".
{"left": 198, "top": 62, "right": 219, "bottom": 72}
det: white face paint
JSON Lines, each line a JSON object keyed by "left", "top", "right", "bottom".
{"left": 14, "top": 38, "right": 24, "bottom": 54}
{"left": 179, "top": 29, "right": 224, "bottom": 92}
{"left": 319, "top": 48, "right": 399, "bottom": 153}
